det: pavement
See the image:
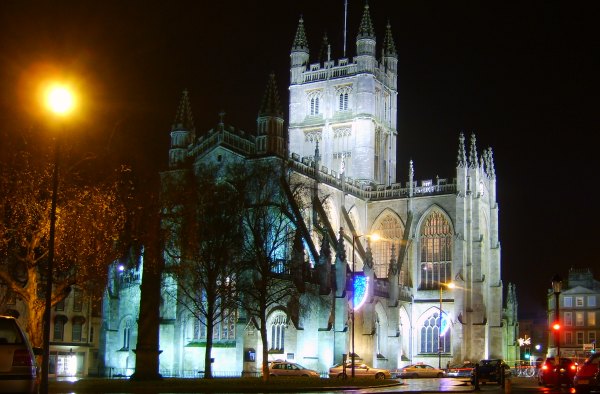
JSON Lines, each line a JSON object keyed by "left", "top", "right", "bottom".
{"left": 48, "top": 376, "right": 531, "bottom": 393}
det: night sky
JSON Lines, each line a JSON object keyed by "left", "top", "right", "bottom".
{"left": 1, "top": 1, "right": 598, "bottom": 317}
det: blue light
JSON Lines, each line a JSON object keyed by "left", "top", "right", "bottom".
{"left": 440, "top": 313, "right": 450, "bottom": 336}
{"left": 353, "top": 275, "right": 369, "bottom": 310}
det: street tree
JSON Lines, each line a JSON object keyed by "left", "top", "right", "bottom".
{"left": 0, "top": 127, "right": 127, "bottom": 347}
{"left": 233, "top": 161, "right": 310, "bottom": 381}
{"left": 161, "top": 165, "right": 245, "bottom": 379}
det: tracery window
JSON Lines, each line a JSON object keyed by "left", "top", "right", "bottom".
{"left": 419, "top": 312, "right": 450, "bottom": 354}
{"left": 372, "top": 213, "right": 403, "bottom": 279}
{"left": 268, "top": 311, "right": 287, "bottom": 353}
{"left": 419, "top": 211, "right": 452, "bottom": 290}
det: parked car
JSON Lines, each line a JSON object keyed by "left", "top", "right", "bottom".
{"left": 538, "top": 357, "right": 577, "bottom": 387}
{"left": 329, "top": 362, "right": 391, "bottom": 379}
{"left": 470, "top": 359, "right": 510, "bottom": 384}
{"left": 446, "top": 361, "right": 476, "bottom": 378}
{"left": 269, "top": 361, "right": 320, "bottom": 377}
{"left": 0, "top": 315, "right": 40, "bottom": 393}
{"left": 573, "top": 353, "right": 600, "bottom": 393}
{"left": 399, "top": 363, "right": 445, "bottom": 378}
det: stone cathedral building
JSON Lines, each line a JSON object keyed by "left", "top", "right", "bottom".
{"left": 100, "top": 3, "right": 519, "bottom": 377}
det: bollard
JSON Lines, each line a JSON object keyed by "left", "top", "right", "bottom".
{"left": 504, "top": 376, "right": 511, "bottom": 394}
{"left": 474, "top": 363, "right": 480, "bottom": 391}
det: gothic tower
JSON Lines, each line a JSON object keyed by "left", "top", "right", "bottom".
{"left": 288, "top": 3, "right": 398, "bottom": 185}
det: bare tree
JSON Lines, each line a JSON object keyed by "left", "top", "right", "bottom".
{"left": 161, "top": 165, "right": 245, "bottom": 379}
{"left": 233, "top": 160, "right": 310, "bottom": 381}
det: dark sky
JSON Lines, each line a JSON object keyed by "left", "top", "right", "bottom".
{"left": 1, "top": 0, "right": 598, "bottom": 317}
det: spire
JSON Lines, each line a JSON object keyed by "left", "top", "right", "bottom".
{"left": 357, "top": 2, "right": 375, "bottom": 39}
{"left": 258, "top": 73, "right": 283, "bottom": 118}
{"left": 487, "top": 147, "right": 496, "bottom": 178}
{"left": 336, "top": 228, "right": 346, "bottom": 263}
{"left": 364, "top": 239, "right": 374, "bottom": 269}
{"left": 388, "top": 244, "right": 398, "bottom": 276}
{"left": 468, "top": 133, "right": 478, "bottom": 168}
{"left": 457, "top": 132, "right": 467, "bottom": 167}
{"left": 292, "top": 16, "right": 309, "bottom": 52}
{"left": 171, "top": 89, "right": 195, "bottom": 132}
{"left": 382, "top": 21, "right": 397, "bottom": 57}
{"left": 318, "top": 32, "right": 330, "bottom": 64}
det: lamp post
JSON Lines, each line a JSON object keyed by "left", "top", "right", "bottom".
{"left": 438, "top": 282, "right": 455, "bottom": 369}
{"left": 552, "top": 274, "right": 563, "bottom": 359}
{"left": 41, "top": 85, "right": 74, "bottom": 394}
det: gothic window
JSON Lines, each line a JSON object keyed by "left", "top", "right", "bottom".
{"left": 372, "top": 213, "right": 403, "bottom": 279}
{"left": 339, "top": 92, "right": 349, "bottom": 111}
{"left": 268, "top": 311, "right": 287, "bottom": 353}
{"left": 419, "top": 311, "right": 450, "bottom": 354}
{"left": 310, "top": 97, "right": 320, "bottom": 116}
{"left": 122, "top": 319, "right": 131, "bottom": 350}
{"left": 419, "top": 211, "right": 452, "bottom": 290}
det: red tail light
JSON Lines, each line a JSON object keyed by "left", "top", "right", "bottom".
{"left": 12, "top": 349, "right": 34, "bottom": 367}
{"left": 570, "top": 365, "right": 577, "bottom": 371}
{"left": 542, "top": 364, "right": 549, "bottom": 370}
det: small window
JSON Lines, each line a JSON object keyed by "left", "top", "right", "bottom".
{"left": 72, "top": 322, "right": 82, "bottom": 342}
{"left": 565, "top": 312, "right": 573, "bottom": 326}
{"left": 588, "top": 312, "right": 596, "bottom": 326}
{"left": 576, "top": 297, "right": 584, "bottom": 307}
{"left": 576, "top": 312, "right": 585, "bottom": 326}
{"left": 565, "top": 332, "right": 573, "bottom": 345}
{"left": 564, "top": 297, "right": 573, "bottom": 308}
{"left": 73, "top": 289, "right": 83, "bottom": 312}
{"left": 55, "top": 299, "right": 65, "bottom": 311}
{"left": 588, "top": 296, "right": 596, "bottom": 307}
{"left": 576, "top": 332, "right": 585, "bottom": 345}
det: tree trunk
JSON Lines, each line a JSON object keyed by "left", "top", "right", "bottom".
{"left": 204, "top": 303, "right": 214, "bottom": 379}
{"left": 130, "top": 216, "right": 163, "bottom": 381}
{"left": 260, "top": 309, "right": 269, "bottom": 382}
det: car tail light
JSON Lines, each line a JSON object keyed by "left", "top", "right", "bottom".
{"left": 13, "top": 349, "right": 34, "bottom": 367}
{"left": 570, "top": 365, "right": 577, "bottom": 371}
{"left": 542, "top": 364, "right": 549, "bottom": 370}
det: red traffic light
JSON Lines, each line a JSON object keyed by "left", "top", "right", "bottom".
{"left": 553, "top": 323, "right": 561, "bottom": 330}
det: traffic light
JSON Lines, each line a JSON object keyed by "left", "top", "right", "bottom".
{"left": 524, "top": 347, "right": 531, "bottom": 359}
{"left": 553, "top": 322, "right": 561, "bottom": 331}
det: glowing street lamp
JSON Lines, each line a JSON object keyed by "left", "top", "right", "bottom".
{"left": 439, "top": 281, "right": 455, "bottom": 368}
{"left": 41, "top": 84, "right": 75, "bottom": 394}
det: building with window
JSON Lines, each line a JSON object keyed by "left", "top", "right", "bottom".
{"left": 0, "top": 284, "right": 101, "bottom": 377}
{"left": 548, "top": 268, "right": 599, "bottom": 362}
{"left": 100, "top": 2, "right": 516, "bottom": 376}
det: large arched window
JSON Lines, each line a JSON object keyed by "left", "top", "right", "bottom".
{"left": 419, "top": 311, "right": 451, "bottom": 354}
{"left": 268, "top": 311, "right": 287, "bottom": 353}
{"left": 372, "top": 213, "right": 403, "bottom": 279}
{"left": 419, "top": 211, "right": 452, "bottom": 289}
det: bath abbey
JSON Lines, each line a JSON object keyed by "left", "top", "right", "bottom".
{"left": 100, "top": 3, "right": 519, "bottom": 377}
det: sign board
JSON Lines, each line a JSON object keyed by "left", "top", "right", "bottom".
{"left": 583, "top": 343, "right": 594, "bottom": 351}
